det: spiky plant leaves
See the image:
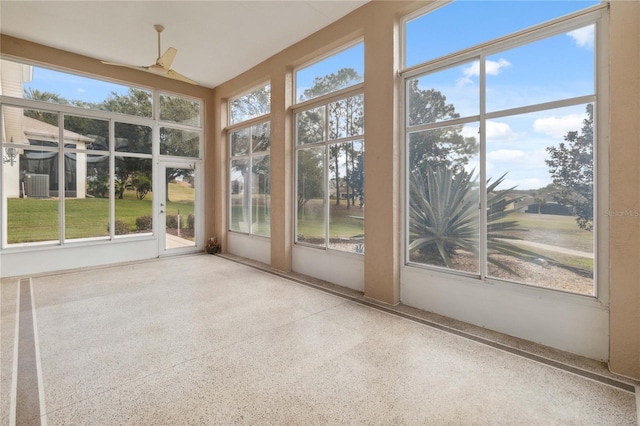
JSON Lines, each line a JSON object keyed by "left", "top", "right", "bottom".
{"left": 409, "top": 166, "right": 552, "bottom": 275}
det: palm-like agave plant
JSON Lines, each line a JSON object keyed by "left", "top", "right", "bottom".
{"left": 409, "top": 166, "right": 542, "bottom": 275}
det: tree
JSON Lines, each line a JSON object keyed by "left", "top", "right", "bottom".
{"left": 230, "top": 86, "right": 270, "bottom": 123}
{"left": 299, "top": 69, "right": 364, "bottom": 207}
{"left": 406, "top": 79, "right": 478, "bottom": 178}
{"left": 297, "top": 149, "right": 324, "bottom": 214}
{"left": 347, "top": 147, "right": 364, "bottom": 207}
{"left": 545, "top": 104, "right": 594, "bottom": 231}
{"left": 299, "top": 68, "right": 362, "bottom": 102}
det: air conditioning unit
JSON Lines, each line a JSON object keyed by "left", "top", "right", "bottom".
{"left": 24, "top": 174, "right": 50, "bottom": 198}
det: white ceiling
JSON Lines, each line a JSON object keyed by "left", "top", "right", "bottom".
{"left": 0, "top": 1, "right": 368, "bottom": 88}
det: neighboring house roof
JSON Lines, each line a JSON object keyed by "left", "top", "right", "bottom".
{"left": 22, "top": 115, "right": 93, "bottom": 146}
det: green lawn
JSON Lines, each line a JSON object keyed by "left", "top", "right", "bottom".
{"left": 500, "top": 212, "right": 593, "bottom": 253}
{"left": 296, "top": 199, "right": 365, "bottom": 241}
{"left": 7, "top": 184, "right": 195, "bottom": 244}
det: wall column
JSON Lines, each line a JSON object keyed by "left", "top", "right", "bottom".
{"left": 608, "top": 0, "right": 640, "bottom": 380}
{"left": 270, "top": 64, "right": 293, "bottom": 272}
{"left": 363, "top": 4, "right": 401, "bottom": 304}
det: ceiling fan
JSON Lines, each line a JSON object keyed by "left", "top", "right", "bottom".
{"left": 102, "top": 24, "right": 198, "bottom": 85}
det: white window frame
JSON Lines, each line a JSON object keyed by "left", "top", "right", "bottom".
{"left": 292, "top": 84, "right": 364, "bottom": 253}
{"left": 399, "top": 4, "right": 610, "bottom": 360}
{"left": 227, "top": 116, "right": 271, "bottom": 237}
{"left": 0, "top": 63, "right": 204, "bottom": 251}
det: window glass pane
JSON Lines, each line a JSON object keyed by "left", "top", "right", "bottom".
{"left": 8, "top": 58, "right": 153, "bottom": 118}
{"left": 229, "top": 84, "right": 271, "bottom": 125}
{"left": 407, "top": 124, "right": 479, "bottom": 176}
{"left": 296, "top": 147, "right": 325, "bottom": 247}
{"left": 328, "top": 140, "right": 364, "bottom": 253}
{"left": 6, "top": 107, "right": 61, "bottom": 147}
{"left": 252, "top": 122, "right": 270, "bottom": 153}
{"left": 252, "top": 154, "right": 271, "bottom": 237}
{"left": 114, "top": 157, "right": 153, "bottom": 236}
{"left": 160, "top": 94, "right": 201, "bottom": 126}
{"left": 487, "top": 26, "right": 594, "bottom": 113}
{"left": 408, "top": 123, "right": 480, "bottom": 273}
{"left": 4, "top": 146, "right": 60, "bottom": 244}
{"left": 229, "top": 122, "right": 271, "bottom": 237}
{"left": 405, "top": 1, "right": 599, "bottom": 68}
{"left": 64, "top": 115, "right": 109, "bottom": 151}
{"left": 65, "top": 153, "right": 110, "bottom": 240}
{"left": 296, "top": 106, "right": 325, "bottom": 145}
{"left": 230, "top": 159, "right": 249, "bottom": 232}
{"left": 485, "top": 104, "right": 594, "bottom": 295}
{"left": 230, "top": 128, "right": 250, "bottom": 156}
{"left": 115, "top": 122, "right": 152, "bottom": 154}
{"left": 165, "top": 167, "right": 196, "bottom": 243}
{"left": 160, "top": 127, "right": 199, "bottom": 158}
{"left": 408, "top": 62, "right": 479, "bottom": 127}
{"left": 328, "top": 94, "right": 364, "bottom": 140}
{"left": 296, "top": 43, "right": 364, "bottom": 102}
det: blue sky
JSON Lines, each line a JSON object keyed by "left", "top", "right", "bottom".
{"left": 24, "top": 67, "right": 132, "bottom": 104}
{"left": 406, "top": 0, "right": 599, "bottom": 190}
{"left": 21, "top": 1, "right": 599, "bottom": 191}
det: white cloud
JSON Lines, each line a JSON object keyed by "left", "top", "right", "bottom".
{"left": 533, "top": 114, "right": 584, "bottom": 139}
{"left": 76, "top": 88, "right": 86, "bottom": 94}
{"left": 486, "top": 58, "right": 511, "bottom": 76}
{"left": 460, "top": 121, "right": 518, "bottom": 142}
{"left": 460, "top": 125, "right": 479, "bottom": 139}
{"left": 486, "top": 121, "right": 518, "bottom": 142}
{"left": 487, "top": 149, "right": 526, "bottom": 163}
{"left": 458, "top": 58, "right": 510, "bottom": 86}
{"left": 462, "top": 58, "right": 510, "bottom": 78}
{"left": 567, "top": 26, "right": 594, "bottom": 50}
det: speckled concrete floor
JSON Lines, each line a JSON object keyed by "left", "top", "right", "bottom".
{"left": 1, "top": 254, "right": 638, "bottom": 425}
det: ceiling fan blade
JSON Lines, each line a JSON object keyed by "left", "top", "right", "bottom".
{"left": 101, "top": 60, "right": 149, "bottom": 71}
{"left": 101, "top": 25, "right": 197, "bottom": 86}
{"left": 165, "top": 69, "right": 198, "bottom": 85}
{"left": 156, "top": 47, "right": 177, "bottom": 69}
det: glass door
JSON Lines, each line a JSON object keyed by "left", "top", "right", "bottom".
{"left": 159, "top": 162, "right": 200, "bottom": 255}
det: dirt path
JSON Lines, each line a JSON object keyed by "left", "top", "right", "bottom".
{"left": 504, "top": 239, "right": 593, "bottom": 258}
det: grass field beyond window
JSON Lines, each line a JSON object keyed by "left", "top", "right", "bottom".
{"left": 6, "top": 184, "right": 194, "bottom": 244}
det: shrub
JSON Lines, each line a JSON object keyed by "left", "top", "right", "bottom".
{"left": 135, "top": 215, "right": 153, "bottom": 231}
{"left": 409, "top": 166, "right": 542, "bottom": 275}
{"left": 166, "top": 214, "right": 181, "bottom": 229}
{"left": 130, "top": 173, "right": 152, "bottom": 200}
{"left": 187, "top": 214, "right": 195, "bottom": 229}
{"left": 108, "top": 220, "right": 130, "bottom": 235}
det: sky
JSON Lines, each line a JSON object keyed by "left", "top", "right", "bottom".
{"left": 20, "top": 0, "right": 599, "bottom": 191}
{"left": 405, "top": 0, "right": 599, "bottom": 190}
{"left": 24, "top": 67, "right": 133, "bottom": 104}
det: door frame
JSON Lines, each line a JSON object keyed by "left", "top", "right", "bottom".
{"left": 157, "top": 159, "right": 203, "bottom": 257}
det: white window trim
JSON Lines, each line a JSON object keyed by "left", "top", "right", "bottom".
{"left": 399, "top": 6, "right": 610, "bottom": 360}
{"left": 293, "top": 38, "right": 364, "bottom": 105}
{"left": 1, "top": 93, "right": 203, "bottom": 250}
{"left": 227, "top": 119, "right": 271, "bottom": 238}
{"left": 293, "top": 88, "right": 364, "bottom": 253}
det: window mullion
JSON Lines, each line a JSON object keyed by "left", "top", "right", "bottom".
{"left": 109, "top": 120, "right": 115, "bottom": 240}
{"left": 479, "top": 56, "right": 488, "bottom": 280}
{"left": 59, "top": 113, "right": 65, "bottom": 245}
{"left": 324, "top": 107, "right": 330, "bottom": 249}
{"left": 248, "top": 129, "right": 253, "bottom": 235}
